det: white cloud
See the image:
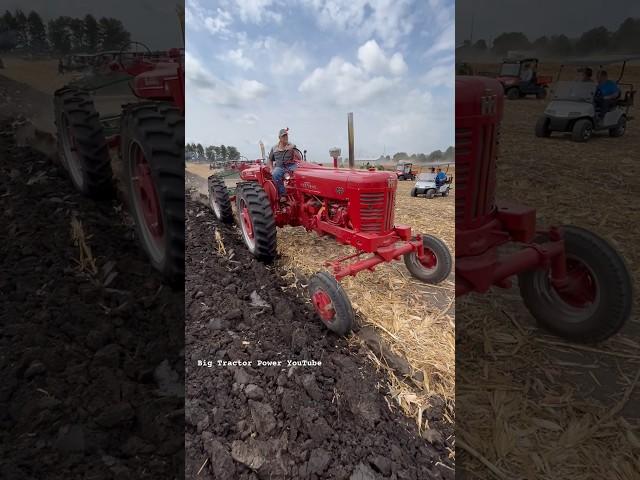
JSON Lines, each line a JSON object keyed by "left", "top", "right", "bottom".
{"left": 239, "top": 113, "right": 260, "bottom": 125}
{"left": 185, "top": 52, "right": 268, "bottom": 107}
{"left": 204, "top": 9, "right": 233, "bottom": 34}
{"left": 299, "top": 56, "right": 395, "bottom": 106}
{"left": 423, "top": 18, "right": 454, "bottom": 58}
{"left": 422, "top": 65, "right": 453, "bottom": 88}
{"left": 299, "top": 0, "right": 414, "bottom": 48}
{"left": 233, "top": 0, "right": 282, "bottom": 24}
{"left": 218, "top": 48, "right": 255, "bottom": 70}
{"left": 186, "top": 0, "right": 233, "bottom": 36}
{"left": 357, "top": 40, "right": 408, "bottom": 76}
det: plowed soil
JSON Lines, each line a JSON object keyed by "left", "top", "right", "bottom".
{"left": 184, "top": 194, "right": 454, "bottom": 480}
{"left": 0, "top": 106, "right": 184, "bottom": 478}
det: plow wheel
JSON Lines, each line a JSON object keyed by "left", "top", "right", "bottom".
{"left": 53, "top": 86, "right": 113, "bottom": 198}
{"left": 404, "top": 234, "right": 452, "bottom": 284}
{"left": 235, "top": 183, "right": 277, "bottom": 261}
{"left": 309, "top": 272, "right": 354, "bottom": 336}
{"left": 518, "top": 226, "right": 632, "bottom": 343}
{"left": 121, "top": 102, "right": 184, "bottom": 285}
{"left": 207, "top": 175, "right": 233, "bottom": 223}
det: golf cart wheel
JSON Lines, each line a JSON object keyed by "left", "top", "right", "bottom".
{"left": 572, "top": 119, "right": 593, "bottom": 142}
{"left": 518, "top": 226, "right": 632, "bottom": 343}
{"left": 535, "top": 116, "right": 551, "bottom": 137}
{"left": 609, "top": 115, "right": 627, "bottom": 137}
{"left": 441, "top": 189, "right": 449, "bottom": 197}
{"left": 404, "top": 235, "right": 452, "bottom": 284}
{"left": 506, "top": 88, "right": 520, "bottom": 100}
{"left": 207, "top": 175, "right": 233, "bottom": 223}
{"left": 53, "top": 86, "right": 113, "bottom": 198}
{"left": 308, "top": 272, "right": 354, "bottom": 336}
{"left": 236, "top": 182, "right": 277, "bottom": 261}
{"left": 121, "top": 102, "right": 184, "bottom": 285}
{"left": 410, "top": 188, "right": 417, "bottom": 197}
{"left": 426, "top": 189, "right": 436, "bottom": 199}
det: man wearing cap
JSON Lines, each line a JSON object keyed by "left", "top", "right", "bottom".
{"left": 269, "top": 128, "right": 302, "bottom": 201}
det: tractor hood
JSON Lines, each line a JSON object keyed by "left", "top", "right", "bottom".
{"left": 292, "top": 164, "right": 397, "bottom": 198}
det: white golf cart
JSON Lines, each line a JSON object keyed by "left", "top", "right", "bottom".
{"left": 535, "top": 57, "right": 638, "bottom": 142}
{"left": 410, "top": 168, "right": 452, "bottom": 199}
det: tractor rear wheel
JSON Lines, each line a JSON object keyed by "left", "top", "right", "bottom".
{"left": 518, "top": 226, "right": 632, "bottom": 343}
{"left": 208, "top": 175, "right": 233, "bottom": 223}
{"left": 236, "top": 182, "right": 277, "bottom": 261}
{"left": 404, "top": 235, "right": 452, "bottom": 284}
{"left": 535, "top": 116, "right": 551, "bottom": 137}
{"left": 53, "top": 86, "right": 113, "bottom": 197}
{"left": 410, "top": 188, "right": 417, "bottom": 197}
{"left": 572, "top": 119, "right": 593, "bottom": 142}
{"left": 121, "top": 102, "right": 184, "bottom": 285}
{"left": 308, "top": 272, "right": 354, "bottom": 336}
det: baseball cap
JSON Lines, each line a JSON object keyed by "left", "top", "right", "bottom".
{"left": 279, "top": 128, "right": 289, "bottom": 137}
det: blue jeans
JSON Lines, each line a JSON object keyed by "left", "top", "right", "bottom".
{"left": 272, "top": 163, "right": 297, "bottom": 196}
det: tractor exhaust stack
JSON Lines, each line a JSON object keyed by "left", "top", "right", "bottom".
{"left": 348, "top": 112, "right": 355, "bottom": 169}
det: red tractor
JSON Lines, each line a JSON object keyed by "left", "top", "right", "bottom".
{"left": 208, "top": 120, "right": 452, "bottom": 335}
{"left": 53, "top": 43, "right": 185, "bottom": 284}
{"left": 455, "top": 76, "right": 632, "bottom": 343}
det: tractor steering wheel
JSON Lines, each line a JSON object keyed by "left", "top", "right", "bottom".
{"left": 293, "top": 147, "right": 305, "bottom": 163}
{"left": 117, "top": 41, "right": 153, "bottom": 71}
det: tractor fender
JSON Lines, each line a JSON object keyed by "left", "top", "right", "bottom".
{"left": 262, "top": 180, "right": 279, "bottom": 210}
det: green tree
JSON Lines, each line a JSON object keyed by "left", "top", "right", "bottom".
{"left": 0, "top": 11, "right": 18, "bottom": 51}
{"left": 226, "top": 146, "right": 240, "bottom": 161}
{"left": 612, "top": 18, "right": 640, "bottom": 52}
{"left": 473, "top": 39, "right": 487, "bottom": 51}
{"left": 84, "top": 14, "right": 99, "bottom": 52}
{"left": 491, "top": 32, "right": 530, "bottom": 55}
{"left": 576, "top": 26, "right": 610, "bottom": 55}
{"left": 532, "top": 36, "right": 549, "bottom": 52}
{"left": 196, "top": 143, "right": 205, "bottom": 158}
{"left": 14, "top": 10, "right": 28, "bottom": 49}
{"left": 205, "top": 145, "right": 215, "bottom": 161}
{"left": 27, "top": 11, "right": 48, "bottom": 52}
{"left": 98, "top": 17, "right": 130, "bottom": 50}
{"left": 392, "top": 152, "right": 408, "bottom": 163}
{"left": 47, "top": 18, "right": 71, "bottom": 54}
{"left": 68, "top": 17, "right": 85, "bottom": 52}
{"left": 548, "top": 34, "right": 572, "bottom": 56}
{"left": 219, "top": 145, "right": 228, "bottom": 162}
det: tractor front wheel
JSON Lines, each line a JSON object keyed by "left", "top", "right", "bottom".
{"left": 404, "top": 235, "right": 452, "bottom": 284}
{"left": 236, "top": 183, "right": 277, "bottom": 261}
{"left": 208, "top": 175, "right": 233, "bottom": 223}
{"left": 53, "top": 87, "right": 113, "bottom": 197}
{"left": 308, "top": 272, "right": 354, "bottom": 336}
{"left": 121, "top": 102, "right": 184, "bottom": 285}
{"left": 518, "top": 226, "right": 632, "bottom": 343}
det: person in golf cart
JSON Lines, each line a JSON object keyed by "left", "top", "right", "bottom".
{"left": 594, "top": 70, "right": 620, "bottom": 119}
{"left": 268, "top": 128, "right": 302, "bottom": 202}
{"left": 435, "top": 168, "right": 447, "bottom": 187}
{"left": 580, "top": 67, "right": 594, "bottom": 83}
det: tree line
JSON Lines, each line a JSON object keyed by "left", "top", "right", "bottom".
{"left": 459, "top": 17, "right": 640, "bottom": 57}
{"left": 0, "top": 9, "right": 130, "bottom": 54}
{"left": 379, "top": 146, "right": 454, "bottom": 164}
{"left": 185, "top": 143, "right": 241, "bottom": 163}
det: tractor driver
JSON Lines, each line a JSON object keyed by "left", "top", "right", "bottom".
{"left": 269, "top": 128, "right": 302, "bottom": 202}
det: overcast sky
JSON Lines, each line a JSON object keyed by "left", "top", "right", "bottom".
{"left": 3, "top": 0, "right": 183, "bottom": 49}
{"left": 185, "top": 0, "right": 454, "bottom": 161}
{"left": 456, "top": 0, "right": 640, "bottom": 45}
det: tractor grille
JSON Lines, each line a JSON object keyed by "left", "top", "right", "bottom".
{"left": 360, "top": 191, "right": 393, "bottom": 233}
{"left": 455, "top": 124, "right": 499, "bottom": 226}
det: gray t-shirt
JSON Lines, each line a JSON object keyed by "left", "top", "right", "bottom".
{"left": 269, "top": 143, "right": 300, "bottom": 168}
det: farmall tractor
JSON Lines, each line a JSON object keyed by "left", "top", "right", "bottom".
{"left": 53, "top": 39, "right": 185, "bottom": 284}
{"left": 456, "top": 76, "right": 632, "bottom": 343}
{"left": 208, "top": 116, "right": 453, "bottom": 335}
